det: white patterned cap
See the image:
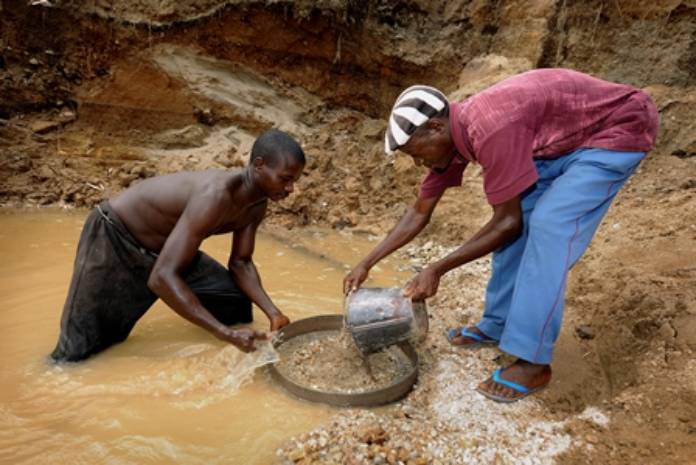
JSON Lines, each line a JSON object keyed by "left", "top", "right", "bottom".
{"left": 384, "top": 85, "right": 448, "bottom": 154}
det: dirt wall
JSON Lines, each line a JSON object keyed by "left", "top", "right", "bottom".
{"left": 1, "top": 1, "right": 695, "bottom": 463}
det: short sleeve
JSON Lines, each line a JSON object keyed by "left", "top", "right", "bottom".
{"left": 418, "top": 155, "right": 468, "bottom": 199}
{"left": 477, "top": 125, "right": 538, "bottom": 205}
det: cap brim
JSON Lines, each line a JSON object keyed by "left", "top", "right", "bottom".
{"left": 384, "top": 133, "right": 398, "bottom": 155}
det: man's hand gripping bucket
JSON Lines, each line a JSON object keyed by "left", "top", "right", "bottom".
{"left": 344, "top": 287, "right": 428, "bottom": 355}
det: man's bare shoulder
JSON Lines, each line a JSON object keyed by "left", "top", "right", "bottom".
{"left": 113, "top": 170, "right": 242, "bottom": 220}
{"left": 188, "top": 169, "right": 267, "bottom": 234}
{"left": 190, "top": 169, "right": 245, "bottom": 203}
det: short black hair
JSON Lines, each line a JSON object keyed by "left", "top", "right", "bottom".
{"left": 249, "top": 129, "right": 306, "bottom": 167}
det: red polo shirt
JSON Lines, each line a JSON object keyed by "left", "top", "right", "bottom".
{"left": 418, "top": 68, "right": 659, "bottom": 205}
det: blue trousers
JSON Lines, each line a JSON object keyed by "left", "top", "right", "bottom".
{"left": 476, "top": 148, "right": 646, "bottom": 364}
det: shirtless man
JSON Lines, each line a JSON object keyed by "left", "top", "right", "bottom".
{"left": 51, "top": 129, "right": 305, "bottom": 362}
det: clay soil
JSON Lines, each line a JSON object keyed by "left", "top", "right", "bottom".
{"left": 1, "top": 1, "right": 695, "bottom": 464}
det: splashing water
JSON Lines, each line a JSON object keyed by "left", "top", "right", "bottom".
{"left": 28, "top": 340, "right": 280, "bottom": 410}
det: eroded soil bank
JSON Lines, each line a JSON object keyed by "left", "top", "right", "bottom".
{"left": 1, "top": 1, "right": 695, "bottom": 464}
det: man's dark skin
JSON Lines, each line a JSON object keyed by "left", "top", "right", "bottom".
{"left": 343, "top": 116, "right": 551, "bottom": 400}
{"left": 110, "top": 153, "right": 303, "bottom": 352}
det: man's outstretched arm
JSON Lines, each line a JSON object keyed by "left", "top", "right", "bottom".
{"left": 228, "top": 208, "right": 289, "bottom": 332}
{"left": 147, "top": 194, "right": 266, "bottom": 352}
{"left": 404, "top": 195, "right": 523, "bottom": 300}
{"left": 343, "top": 193, "right": 443, "bottom": 294}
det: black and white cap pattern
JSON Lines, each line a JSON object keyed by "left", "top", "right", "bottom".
{"left": 384, "top": 85, "right": 448, "bottom": 154}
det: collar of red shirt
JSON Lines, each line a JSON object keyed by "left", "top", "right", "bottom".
{"left": 448, "top": 101, "right": 476, "bottom": 163}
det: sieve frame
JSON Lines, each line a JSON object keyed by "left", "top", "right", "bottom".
{"left": 267, "top": 314, "right": 418, "bottom": 407}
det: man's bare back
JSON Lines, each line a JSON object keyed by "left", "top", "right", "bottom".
{"left": 110, "top": 170, "right": 267, "bottom": 253}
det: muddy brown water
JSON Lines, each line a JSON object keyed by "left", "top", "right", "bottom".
{"left": 0, "top": 209, "right": 409, "bottom": 465}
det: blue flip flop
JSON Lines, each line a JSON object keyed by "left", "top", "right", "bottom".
{"left": 446, "top": 327, "right": 498, "bottom": 347}
{"left": 476, "top": 368, "right": 548, "bottom": 403}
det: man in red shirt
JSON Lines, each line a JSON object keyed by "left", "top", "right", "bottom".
{"left": 344, "top": 69, "right": 658, "bottom": 402}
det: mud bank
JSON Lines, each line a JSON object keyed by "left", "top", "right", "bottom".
{"left": 1, "top": 1, "right": 695, "bottom": 464}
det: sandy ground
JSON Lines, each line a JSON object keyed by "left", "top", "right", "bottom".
{"left": 1, "top": 1, "right": 695, "bottom": 463}
{"left": 274, "top": 240, "right": 696, "bottom": 465}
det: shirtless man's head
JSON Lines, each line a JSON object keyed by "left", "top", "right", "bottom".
{"left": 248, "top": 129, "right": 305, "bottom": 202}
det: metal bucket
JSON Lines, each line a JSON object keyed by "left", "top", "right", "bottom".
{"left": 268, "top": 315, "right": 418, "bottom": 407}
{"left": 344, "top": 287, "right": 428, "bottom": 355}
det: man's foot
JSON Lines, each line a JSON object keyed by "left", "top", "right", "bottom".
{"left": 476, "top": 359, "right": 551, "bottom": 403}
{"left": 446, "top": 326, "right": 498, "bottom": 347}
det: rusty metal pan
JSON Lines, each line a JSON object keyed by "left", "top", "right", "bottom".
{"left": 267, "top": 315, "right": 418, "bottom": 407}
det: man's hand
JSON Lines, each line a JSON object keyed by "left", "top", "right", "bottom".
{"left": 270, "top": 313, "right": 290, "bottom": 331}
{"left": 403, "top": 266, "right": 442, "bottom": 301}
{"left": 343, "top": 264, "right": 369, "bottom": 295}
{"left": 218, "top": 328, "right": 268, "bottom": 352}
